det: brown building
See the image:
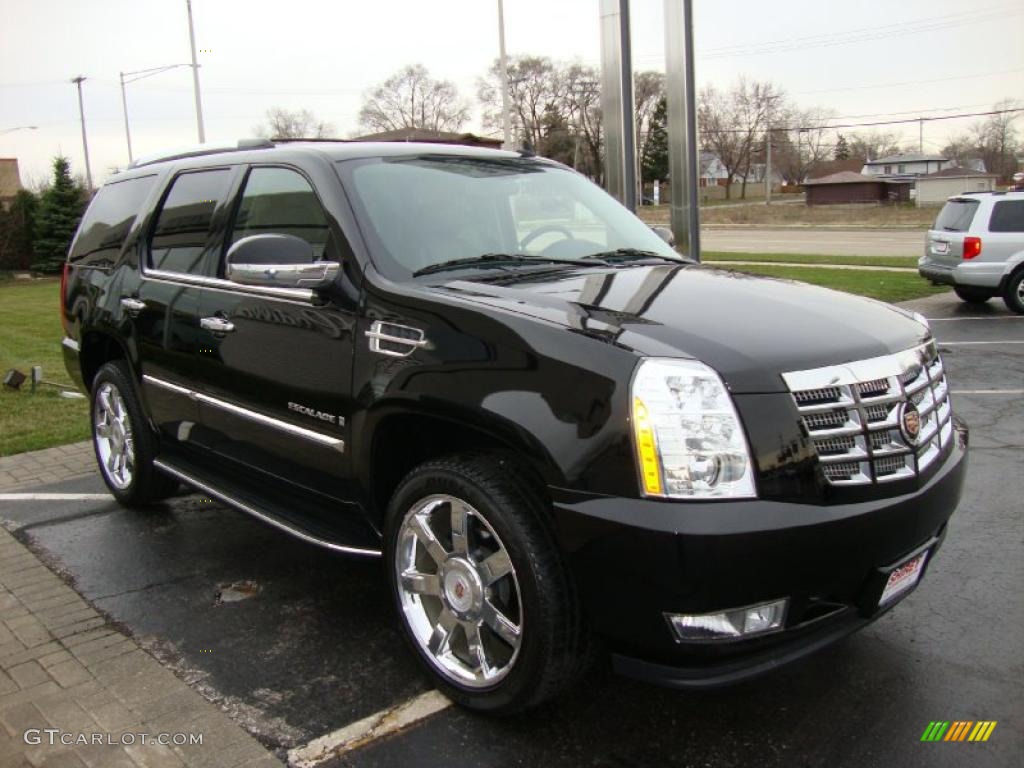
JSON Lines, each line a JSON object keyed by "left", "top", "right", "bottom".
{"left": 0, "top": 158, "right": 23, "bottom": 210}
{"left": 803, "top": 170, "right": 912, "bottom": 206}
{"left": 351, "top": 128, "right": 503, "bottom": 149}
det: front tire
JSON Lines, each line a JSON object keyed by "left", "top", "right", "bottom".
{"left": 953, "top": 285, "right": 994, "bottom": 304}
{"left": 385, "top": 454, "right": 588, "bottom": 714}
{"left": 91, "top": 361, "right": 177, "bottom": 506}
{"left": 1002, "top": 270, "right": 1024, "bottom": 315}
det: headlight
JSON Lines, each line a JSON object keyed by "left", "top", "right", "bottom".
{"left": 631, "top": 358, "right": 756, "bottom": 499}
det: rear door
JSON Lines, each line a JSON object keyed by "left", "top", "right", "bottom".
{"left": 927, "top": 197, "right": 981, "bottom": 266}
{"left": 135, "top": 166, "right": 240, "bottom": 444}
{"left": 188, "top": 164, "right": 360, "bottom": 500}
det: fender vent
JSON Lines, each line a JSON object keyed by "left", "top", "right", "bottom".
{"left": 365, "top": 321, "right": 427, "bottom": 358}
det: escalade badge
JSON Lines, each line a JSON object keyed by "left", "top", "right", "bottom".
{"left": 900, "top": 401, "right": 922, "bottom": 445}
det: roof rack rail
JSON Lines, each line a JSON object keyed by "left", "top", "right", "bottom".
{"left": 270, "top": 137, "right": 354, "bottom": 143}
{"left": 127, "top": 138, "right": 274, "bottom": 170}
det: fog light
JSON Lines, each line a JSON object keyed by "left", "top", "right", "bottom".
{"left": 666, "top": 599, "right": 788, "bottom": 642}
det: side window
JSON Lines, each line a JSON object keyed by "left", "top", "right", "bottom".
{"left": 229, "top": 167, "right": 335, "bottom": 262}
{"left": 149, "top": 169, "right": 231, "bottom": 276}
{"left": 70, "top": 175, "right": 156, "bottom": 267}
{"left": 989, "top": 200, "right": 1024, "bottom": 233}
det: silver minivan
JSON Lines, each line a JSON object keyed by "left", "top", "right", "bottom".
{"left": 919, "top": 190, "right": 1024, "bottom": 314}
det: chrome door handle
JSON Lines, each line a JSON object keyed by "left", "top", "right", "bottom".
{"left": 200, "top": 316, "right": 235, "bottom": 334}
{"left": 120, "top": 297, "right": 146, "bottom": 316}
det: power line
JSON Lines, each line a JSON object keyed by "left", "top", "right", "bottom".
{"left": 793, "top": 66, "right": 1024, "bottom": 96}
{"left": 710, "top": 107, "right": 1023, "bottom": 134}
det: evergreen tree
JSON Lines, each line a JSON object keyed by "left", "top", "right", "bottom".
{"left": 32, "top": 156, "right": 86, "bottom": 273}
{"left": 641, "top": 96, "right": 669, "bottom": 183}
{"left": 834, "top": 133, "right": 850, "bottom": 161}
{"left": 0, "top": 190, "right": 38, "bottom": 270}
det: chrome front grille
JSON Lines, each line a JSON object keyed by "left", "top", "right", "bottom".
{"left": 783, "top": 341, "right": 953, "bottom": 486}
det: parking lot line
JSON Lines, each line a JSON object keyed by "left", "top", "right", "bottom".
{"left": 950, "top": 389, "right": 1024, "bottom": 395}
{"left": 927, "top": 316, "right": 1024, "bottom": 321}
{"left": 0, "top": 493, "right": 111, "bottom": 501}
{"left": 938, "top": 341, "right": 1024, "bottom": 346}
{"left": 287, "top": 690, "right": 451, "bottom": 768}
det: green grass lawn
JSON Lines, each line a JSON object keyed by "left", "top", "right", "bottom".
{"left": 713, "top": 264, "right": 948, "bottom": 303}
{"left": 702, "top": 251, "right": 918, "bottom": 269}
{"left": 0, "top": 280, "right": 90, "bottom": 456}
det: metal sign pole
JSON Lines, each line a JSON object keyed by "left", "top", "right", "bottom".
{"left": 664, "top": 0, "right": 700, "bottom": 260}
{"left": 599, "top": 0, "right": 637, "bottom": 211}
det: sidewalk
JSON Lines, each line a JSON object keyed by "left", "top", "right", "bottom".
{"left": 0, "top": 526, "right": 282, "bottom": 768}
{"left": 0, "top": 443, "right": 96, "bottom": 493}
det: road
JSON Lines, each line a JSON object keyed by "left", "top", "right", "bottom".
{"left": 1, "top": 293, "right": 1021, "bottom": 768}
{"left": 702, "top": 227, "right": 924, "bottom": 257}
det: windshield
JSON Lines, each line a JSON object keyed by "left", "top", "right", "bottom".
{"left": 337, "top": 155, "right": 681, "bottom": 278}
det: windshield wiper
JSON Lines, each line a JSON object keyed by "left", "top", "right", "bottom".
{"left": 581, "top": 248, "right": 684, "bottom": 264}
{"left": 413, "top": 253, "right": 593, "bottom": 277}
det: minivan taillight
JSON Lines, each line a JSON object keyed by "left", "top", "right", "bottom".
{"left": 963, "top": 236, "right": 982, "bottom": 259}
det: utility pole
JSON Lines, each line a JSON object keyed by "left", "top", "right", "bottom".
{"left": 119, "top": 72, "right": 133, "bottom": 163}
{"left": 497, "top": 0, "right": 512, "bottom": 150}
{"left": 664, "top": 0, "right": 700, "bottom": 260}
{"left": 765, "top": 123, "right": 772, "bottom": 204}
{"left": 185, "top": 0, "right": 206, "bottom": 143}
{"left": 70, "top": 76, "right": 93, "bottom": 191}
{"left": 919, "top": 117, "right": 923, "bottom": 153}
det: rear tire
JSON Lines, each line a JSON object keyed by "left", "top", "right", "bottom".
{"left": 953, "top": 285, "right": 994, "bottom": 304}
{"left": 90, "top": 361, "right": 177, "bottom": 506}
{"left": 1002, "top": 270, "right": 1024, "bottom": 315}
{"left": 385, "top": 454, "right": 589, "bottom": 714}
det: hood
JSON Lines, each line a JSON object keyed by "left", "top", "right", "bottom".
{"left": 432, "top": 263, "right": 930, "bottom": 393}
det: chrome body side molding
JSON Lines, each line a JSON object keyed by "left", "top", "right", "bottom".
{"left": 142, "top": 374, "right": 344, "bottom": 452}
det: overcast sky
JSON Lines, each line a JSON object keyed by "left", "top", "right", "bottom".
{"left": 2, "top": 0, "right": 1022, "bottom": 186}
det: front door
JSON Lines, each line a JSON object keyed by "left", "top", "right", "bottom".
{"left": 189, "top": 165, "right": 360, "bottom": 501}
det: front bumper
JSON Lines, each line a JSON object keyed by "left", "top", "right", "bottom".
{"left": 550, "top": 420, "right": 968, "bottom": 688}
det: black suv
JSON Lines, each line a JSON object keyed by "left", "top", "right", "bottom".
{"left": 62, "top": 140, "right": 967, "bottom": 713}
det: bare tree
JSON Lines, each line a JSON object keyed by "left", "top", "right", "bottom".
{"left": 770, "top": 105, "right": 838, "bottom": 184}
{"left": 359, "top": 64, "right": 470, "bottom": 133}
{"left": 846, "top": 130, "right": 904, "bottom": 162}
{"left": 968, "top": 99, "right": 1021, "bottom": 180}
{"left": 478, "top": 56, "right": 566, "bottom": 151}
{"left": 254, "top": 107, "right": 334, "bottom": 139}
{"left": 699, "top": 79, "right": 783, "bottom": 198}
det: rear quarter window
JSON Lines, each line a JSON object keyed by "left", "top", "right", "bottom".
{"left": 988, "top": 200, "right": 1024, "bottom": 233}
{"left": 933, "top": 199, "right": 979, "bottom": 232}
{"left": 69, "top": 175, "right": 157, "bottom": 266}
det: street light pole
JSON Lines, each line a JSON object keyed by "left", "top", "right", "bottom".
{"left": 119, "top": 72, "right": 133, "bottom": 163}
{"left": 185, "top": 0, "right": 206, "bottom": 143}
{"left": 70, "top": 76, "right": 93, "bottom": 191}
{"left": 497, "top": 0, "right": 512, "bottom": 150}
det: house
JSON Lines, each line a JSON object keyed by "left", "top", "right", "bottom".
{"left": 803, "top": 158, "right": 866, "bottom": 185}
{"left": 802, "top": 170, "right": 911, "bottom": 205}
{"left": 0, "top": 158, "right": 23, "bottom": 210}
{"left": 352, "top": 128, "right": 502, "bottom": 149}
{"left": 698, "top": 151, "right": 729, "bottom": 186}
{"left": 915, "top": 167, "right": 998, "bottom": 206}
{"left": 862, "top": 153, "right": 950, "bottom": 179}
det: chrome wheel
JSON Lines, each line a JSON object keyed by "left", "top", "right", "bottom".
{"left": 93, "top": 381, "right": 135, "bottom": 490}
{"left": 395, "top": 494, "right": 523, "bottom": 688}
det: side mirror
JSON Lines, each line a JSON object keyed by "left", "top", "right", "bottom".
{"left": 225, "top": 234, "right": 339, "bottom": 290}
{"left": 651, "top": 226, "right": 675, "bottom": 247}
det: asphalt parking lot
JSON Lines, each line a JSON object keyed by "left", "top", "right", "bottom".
{"left": 1, "top": 292, "right": 1021, "bottom": 768}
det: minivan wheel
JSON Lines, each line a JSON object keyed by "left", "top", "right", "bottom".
{"left": 385, "top": 455, "right": 588, "bottom": 714}
{"left": 953, "top": 285, "right": 995, "bottom": 304}
{"left": 91, "top": 361, "right": 177, "bottom": 506}
{"left": 1002, "top": 270, "right": 1024, "bottom": 315}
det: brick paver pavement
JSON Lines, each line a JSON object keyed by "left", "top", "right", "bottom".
{"left": 0, "top": 527, "right": 282, "bottom": 767}
{"left": 0, "top": 442, "right": 96, "bottom": 493}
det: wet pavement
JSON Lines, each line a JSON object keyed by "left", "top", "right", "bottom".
{"left": 1, "top": 292, "right": 1020, "bottom": 767}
